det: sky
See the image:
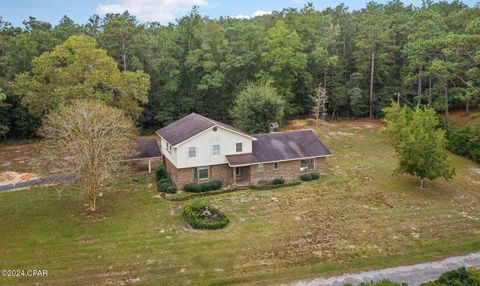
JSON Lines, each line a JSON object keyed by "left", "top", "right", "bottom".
{"left": 1, "top": 0, "right": 478, "bottom": 27}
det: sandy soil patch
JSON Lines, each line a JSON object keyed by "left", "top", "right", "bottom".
{"left": 327, "top": 131, "right": 354, "bottom": 138}
{"left": 0, "top": 171, "right": 39, "bottom": 185}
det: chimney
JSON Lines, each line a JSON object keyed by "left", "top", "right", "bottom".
{"left": 269, "top": 122, "right": 279, "bottom": 133}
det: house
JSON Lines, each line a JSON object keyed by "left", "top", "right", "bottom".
{"left": 156, "top": 113, "right": 332, "bottom": 188}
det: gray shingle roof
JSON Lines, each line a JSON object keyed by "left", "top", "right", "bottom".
{"left": 155, "top": 113, "right": 252, "bottom": 146}
{"left": 226, "top": 129, "right": 331, "bottom": 166}
{"left": 126, "top": 138, "right": 161, "bottom": 160}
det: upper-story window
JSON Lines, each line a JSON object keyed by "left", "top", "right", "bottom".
{"left": 212, "top": 144, "right": 220, "bottom": 155}
{"left": 166, "top": 142, "right": 172, "bottom": 153}
{"left": 188, "top": 147, "right": 196, "bottom": 157}
{"left": 236, "top": 142, "right": 243, "bottom": 152}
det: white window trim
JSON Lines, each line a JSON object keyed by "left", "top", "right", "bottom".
{"left": 188, "top": 146, "right": 196, "bottom": 157}
{"left": 273, "top": 162, "right": 279, "bottom": 170}
{"left": 300, "top": 159, "right": 315, "bottom": 172}
{"left": 257, "top": 163, "right": 264, "bottom": 173}
{"left": 236, "top": 142, "right": 243, "bottom": 152}
{"left": 198, "top": 167, "right": 209, "bottom": 180}
{"left": 212, "top": 144, "right": 220, "bottom": 155}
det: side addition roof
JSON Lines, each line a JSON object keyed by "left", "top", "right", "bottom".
{"left": 226, "top": 129, "right": 331, "bottom": 167}
{"left": 126, "top": 138, "right": 161, "bottom": 161}
{"left": 155, "top": 113, "right": 254, "bottom": 146}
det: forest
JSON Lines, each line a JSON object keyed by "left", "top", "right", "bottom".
{"left": 0, "top": 0, "right": 479, "bottom": 138}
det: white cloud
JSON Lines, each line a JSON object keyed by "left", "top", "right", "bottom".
{"left": 96, "top": 0, "right": 208, "bottom": 23}
{"left": 234, "top": 10, "right": 271, "bottom": 19}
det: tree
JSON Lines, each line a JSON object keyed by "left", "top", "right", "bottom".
{"left": 354, "top": 3, "right": 395, "bottom": 118}
{"left": 11, "top": 35, "right": 150, "bottom": 119}
{"left": 37, "top": 100, "right": 136, "bottom": 211}
{"left": 258, "top": 20, "right": 307, "bottom": 115}
{"left": 100, "top": 12, "right": 139, "bottom": 71}
{"left": 231, "top": 82, "right": 285, "bottom": 134}
{"left": 310, "top": 82, "right": 328, "bottom": 124}
{"left": 383, "top": 103, "right": 455, "bottom": 188}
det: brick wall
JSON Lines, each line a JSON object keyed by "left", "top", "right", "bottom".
{"left": 164, "top": 156, "right": 327, "bottom": 188}
{"left": 249, "top": 157, "right": 326, "bottom": 185}
{"left": 163, "top": 157, "right": 233, "bottom": 189}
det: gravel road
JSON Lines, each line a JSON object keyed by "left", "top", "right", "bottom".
{"left": 293, "top": 252, "right": 480, "bottom": 286}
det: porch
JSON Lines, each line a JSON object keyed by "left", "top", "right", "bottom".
{"left": 232, "top": 166, "right": 251, "bottom": 187}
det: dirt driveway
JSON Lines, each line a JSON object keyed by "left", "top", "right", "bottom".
{"left": 293, "top": 252, "right": 480, "bottom": 286}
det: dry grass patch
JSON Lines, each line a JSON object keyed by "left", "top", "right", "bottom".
{"left": 1, "top": 119, "right": 480, "bottom": 285}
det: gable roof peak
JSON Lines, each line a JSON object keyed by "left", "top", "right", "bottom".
{"left": 156, "top": 113, "right": 254, "bottom": 146}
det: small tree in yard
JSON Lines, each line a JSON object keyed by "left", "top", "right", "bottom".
{"left": 231, "top": 82, "right": 285, "bottom": 134}
{"left": 38, "top": 100, "right": 136, "bottom": 211}
{"left": 310, "top": 82, "right": 328, "bottom": 125}
{"left": 383, "top": 103, "right": 455, "bottom": 189}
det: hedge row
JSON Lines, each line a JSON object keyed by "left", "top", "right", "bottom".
{"left": 182, "top": 199, "right": 229, "bottom": 230}
{"left": 184, "top": 180, "right": 222, "bottom": 192}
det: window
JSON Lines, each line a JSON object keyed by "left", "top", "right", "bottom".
{"left": 166, "top": 142, "right": 172, "bottom": 153}
{"left": 273, "top": 162, "right": 279, "bottom": 170}
{"left": 257, "top": 163, "right": 264, "bottom": 173}
{"left": 188, "top": 147, "right": 196, "bottom": 157}
{"left": 236, "top": 142, "right": 243, "bottom": 152}
{"left": 300, "top": 159, "right": 314, "bottom": 171}
{"left": 212, "top": 144, "right": 220, "bottom": 155}
{"left": 198, "top": 167, "right": 209, "bottom": 180}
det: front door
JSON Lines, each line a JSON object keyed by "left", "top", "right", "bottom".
{"left": 235, "top": 167, "right": 245, "bottom": 178}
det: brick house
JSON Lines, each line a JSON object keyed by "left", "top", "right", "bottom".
{"left": 156, "top": 113, "right": 332, "bottom": 189}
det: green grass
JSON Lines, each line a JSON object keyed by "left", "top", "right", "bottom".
{"left": 1, "top": 119, "right": 480, "bottom": 285}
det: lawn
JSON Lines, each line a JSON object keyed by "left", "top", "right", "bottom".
{"left": 1, "top": 119, "right": 480, "bottom": 285}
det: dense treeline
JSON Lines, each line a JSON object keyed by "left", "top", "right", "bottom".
{"left": 0, "top": 1, "right": 479, "bottom": 138}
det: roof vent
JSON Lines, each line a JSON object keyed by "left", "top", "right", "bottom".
{"left": 269, "top": 122, "right": 279, "bottom": 133}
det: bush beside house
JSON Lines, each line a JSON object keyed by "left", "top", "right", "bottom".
{"left": 184, "top": 180, "right": 222, "bottom": 192}
{"left": 300, "top": 172, "right": 320, "bottom": 181}
{"left": 155, "top": 165, "right": 177, "bottom": 193}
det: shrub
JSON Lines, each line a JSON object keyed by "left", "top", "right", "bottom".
{"left": 447, "top": 125, "right": 480, "bottom": 163}
{"left": 159, "top": 182, "right": 171, "bottom": 192}
{"left": 158, "top": 178, "right": 170, "bottom": 185}
{"left": 165, "top": 186, "right": 177, "bottom": 194}
{"left": 271, "top": 177, "right": 285, "bottom": 185}
{"left": 184, "top": 180, "right": 222, "bottom": 192}
{"left": 468, "top": 267, "right": 480, "bottom": 282}
{"left": 184, "top": 183, "right": 203, "bottom": 192}
{"left": 300, "top": 172, "right": 320, "bottom": 181}
{"left": 182, "top": 199, "right": 229, "bottom": 230}
{"left": 419, "top": 267, "right": 480, "bottom": 286}
{"left": 300, "top": 173, "right": 313, "bottom": 181}
{"left": 155, "top": 165, "right": 168, "bottom": 181}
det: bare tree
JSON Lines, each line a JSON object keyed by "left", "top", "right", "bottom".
{"left": 37, "top": 100, "right": 136, "bottom": 212}
{"left": 310, "top": 82, "right": 328, "bottom": 125}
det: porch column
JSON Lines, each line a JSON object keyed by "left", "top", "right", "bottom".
{"left": 232, "top": 167, "right": 236, "bottom": 186}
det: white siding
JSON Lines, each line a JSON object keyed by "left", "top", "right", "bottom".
{"left": 175, "top": 126, "right": 253, "bottom": 169}
{"left": 160, "top": 136, "right": 177, "bottom": 166}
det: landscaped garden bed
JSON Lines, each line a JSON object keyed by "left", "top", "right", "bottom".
{"left": 182, "top": 199, "right": 229, "bottom": 230}
{"left": 252, "top": 178, "right": 301, "bottom": 190}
